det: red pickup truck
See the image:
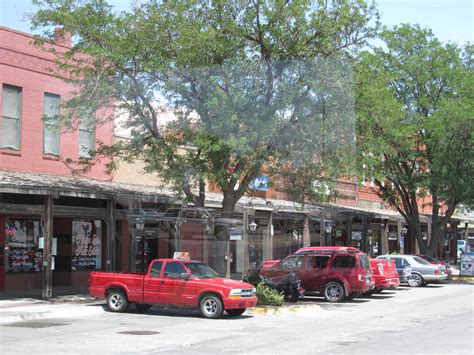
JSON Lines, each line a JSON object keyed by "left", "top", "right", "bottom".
{"left": 260, "top": 247, "right": 373, "bottom": 302}
{"left": 364, "top": 258, "right": 400, "bottom": 295}
{"left": 90, "top": 258, "right": 257, "bottom": 318}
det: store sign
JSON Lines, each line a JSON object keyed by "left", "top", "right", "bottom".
{"left": 351, "top": 231, "right": 362, "bottom": 240}
{"left": 460, "top": 253, "right": 474, "bottom": 276}
{"left": 229, "top": 227, "right": 242, "bottom": 240}
{"left": 173, "top": 252, "right": 190, "bottom": 260}
{"left": 249, "top": 176, "right": 270, "bottom": 191}
{"left": 388, "top": 232, "right": 397, "bottom": 240}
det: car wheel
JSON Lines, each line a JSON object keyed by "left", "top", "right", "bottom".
{"left": 407, "top": 273, "right": 424, "bottom": 287}
{"left": 323, "top": 281, "right": 345, "bottom": 303}
{"left": 107, "top": 290, "right": 128, "bottom": 312}
{"left": 135, "top": 303, "right": 152, "bottom": 311}
{"left": 199, "top": 294, "right": 224, "bottom": 319}
{"left": 226, "top": 308, "right": 246, "bottom": 316}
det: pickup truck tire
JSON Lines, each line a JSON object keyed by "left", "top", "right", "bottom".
{"left": 226, "top": 308, "right": 246, "bottom": 316}
{"left": 107, "top": 290, "right": 128, "bottom": 312}
{"left": 135, "top": 303, "right": 152, "bottom": 311}
{"left": 323, "top": 281, "right": 345, "bottom": 303}
{"left": 199, "top": 294, "right": 224, "bottom": 319}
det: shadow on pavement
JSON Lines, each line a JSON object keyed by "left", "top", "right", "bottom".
{"left": 99, "top": 304, "right": 254, "bottom": 320}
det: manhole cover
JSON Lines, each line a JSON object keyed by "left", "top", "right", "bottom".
{"left": 117, "top": 331, "right": 160, "bottom": 335}
{"left": 3, "top": 321, "right": 68, "bottom": 328}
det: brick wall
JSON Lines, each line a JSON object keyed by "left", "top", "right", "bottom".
{"left": 0, "top": 26, "right": 114, "bottom": 180}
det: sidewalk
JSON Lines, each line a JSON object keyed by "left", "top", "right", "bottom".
{"left": 0, "top": 293, "right": 104, "bottom": 325}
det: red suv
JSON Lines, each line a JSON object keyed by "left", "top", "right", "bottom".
{"left": 260, "top": 247, "right": 373, "bottom": 302}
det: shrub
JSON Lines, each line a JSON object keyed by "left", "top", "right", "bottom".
{"left": 256, "top": 282, "right": 285, "bottom": 306}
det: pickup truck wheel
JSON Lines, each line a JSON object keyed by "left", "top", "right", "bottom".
{"left": 407, "top": 273, "right": 424, "bottom": 287}
{"left": 226, "top": 308, "right": 246, "bottom": 316}
{"left": 323, "top": 281, "right": 345, "bottom": 303}
{"left": 135, "top": 303, "right": 152, "bottom": 311}
{"left": 107, "top": 290, "right": 128, "bottom": 312}
{"left": 199, "top": 294, "right": 224, "bottom": 319}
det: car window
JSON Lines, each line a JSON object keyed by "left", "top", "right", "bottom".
{"left": 332, "top": 255, "right": 356, "bottom": 268}
{"left": 306, "top": 255, "right": 329, "bottom": 269}
{"left": 393, "top": 258, "right": 403, "bottom": 268}
{"left": 149, "top": 261, "right": 163, "bottom": 277}
{"left": 281, "top": 255, "right": 304, "bottom": 269}
{"left": 402, "top": 258, "right": 411, "bottom": 266}
{"left": 358, "top": 255, "right": 370, "bottom": 269}
{"left": 413, "top": 256, "right": 431, "bottom": 265}
{"left": 163, "top": 261, "right": 187, "bottom": 278}
{"left": 186, "top": 262, "right": 219, "bottom": 279}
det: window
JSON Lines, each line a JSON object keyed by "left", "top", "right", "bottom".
{"left": 281, "top": 255, "right": 303, "bottom": 269}
{"left": 332, "top": 255, "right": 356, "bottom": 268}
{"left": 150, "top": 261, "right": 163, "bottom": 277}
{"left": 1, "top": 85, "right": 22, "bottom": 150}
{"left": 306, "top": 255, "right": 329, "bottom": 269}
{"left": 43, "top": 93, "right": 60, "bottom": 155}
{"left": 359, "top": 255, "right": 371, "bottom": 269}
{"left": 5, "top": 218, "right": 43, "bottom": 273}
{"left": 163, "top": 261, "right": 187, "bottom": 278}
{"left": 71, "top": 220, "right": 102, "bottom": 271}
{"left": 79, "top": 113, "right": 95, "bottom": 158}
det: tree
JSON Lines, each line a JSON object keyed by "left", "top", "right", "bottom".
{"left": 31, "top": 0, "right": 378, "bottom": 273}
{"left": 355, "top": 24, "right": 474, "bottom": 256}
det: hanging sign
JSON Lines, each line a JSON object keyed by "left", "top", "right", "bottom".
{"left": 351, "top": 231, "right": 362, "bottom": 240}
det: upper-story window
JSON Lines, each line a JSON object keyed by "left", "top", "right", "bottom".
{"left": 43, "top": 93, "right": 60, "bottom": 155}
{"left": 79, "top": 113, "right": 95, "bottom": 158}
{"left": 1, "top": 84, "right": 22, "bottom": 150}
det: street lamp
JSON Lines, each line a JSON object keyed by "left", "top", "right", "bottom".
{"left": 401, "top": 226, "right": 408, "bottom": 235}
{"left": 248, "top": 220, "right": 258, "bottom": 232}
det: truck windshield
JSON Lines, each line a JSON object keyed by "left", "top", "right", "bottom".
{"left": 187, "top": 263, "right": 219, "bottom": 279}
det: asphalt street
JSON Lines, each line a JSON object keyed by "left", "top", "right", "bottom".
{"left": 0, "top": 283, "right": 472, "bottom": 354}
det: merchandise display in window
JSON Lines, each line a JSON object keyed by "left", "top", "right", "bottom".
{"left": 71, "top": 220, "right": 102, "bottom": 271}
{"left": 5, "top": 219, "right": 43, "bottom": 272}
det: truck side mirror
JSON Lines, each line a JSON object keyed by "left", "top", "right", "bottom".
{"left": 179, "top": 273, "right": 190, "bottom": 280}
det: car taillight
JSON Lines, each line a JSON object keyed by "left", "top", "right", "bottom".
{"left": 435, "top": 269, "right": 444, "bottom": 275}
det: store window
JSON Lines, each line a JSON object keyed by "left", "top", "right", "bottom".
{"left": 2, "top": 84, "right": 22, "bottom": 150}
{"left": 43, "top": 92, "right": 60, "bottom": 155}
{"left": 71, "top": 220, "right": 102, "bottom": 271}
{"left": 5, "top": 218, "right": 43, "bottom": 273}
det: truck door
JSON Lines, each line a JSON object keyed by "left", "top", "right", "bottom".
{"left": 143, "top": 260, "right": 164, "bottom": 303}
{"left": 268, "top": 255, "right": 304, "bottom": 284}
{"left": 159, "top": 261, "right": 196, "bottom": 305}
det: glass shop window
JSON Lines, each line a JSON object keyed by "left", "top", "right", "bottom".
{"left": 5, "top": 218, "right": 43, "bottom": 273}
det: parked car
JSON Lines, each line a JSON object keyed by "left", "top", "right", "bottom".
{"left": 364, "top": 258, "right": 400, "bottom": 295}
{"left": 416, "top": 255, "right": 452, "bottom": 279}
{"left": 376, "top": 255, "right": 447, "bottom": 287}
{"left": 260, "top": 247, "right": 374, "bottom": 302}
{"left": 90, "top": 258, "right": 257, "bottom": 319}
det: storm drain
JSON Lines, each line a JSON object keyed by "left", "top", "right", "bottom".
{"left": 117, "top": 331, "right": 160, "bottom": 335}
{"left": 2, "top": 321, "right": 68, "bottom": 328}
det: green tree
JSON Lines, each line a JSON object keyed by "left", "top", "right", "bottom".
{"left": 356, "top": 24, "right": 474, "bottom": 256}
{"left": 31, "top": 0, "right": 378, "bottom": 273}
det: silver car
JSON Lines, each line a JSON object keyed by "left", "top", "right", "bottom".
{"left": 376, "top": 255, "right": 447, "bottom": 287}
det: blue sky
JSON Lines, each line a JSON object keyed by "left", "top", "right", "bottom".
{"left": 0, "top": 0, "right": 472, "bottom": 45}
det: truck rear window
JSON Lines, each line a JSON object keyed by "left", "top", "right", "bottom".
{"left": 332, "top": 255, "right": 356, "bottom": 268}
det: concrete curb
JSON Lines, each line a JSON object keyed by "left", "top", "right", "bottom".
{"left": 0, "top": 300, "right": 104, "bottom": 325}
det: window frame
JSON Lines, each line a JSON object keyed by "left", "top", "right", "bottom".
{"left": 79, "top": 113, "right": 95, "bottom": 158}
{"left": 1, "top": 84, "right": 22, "bottom": 150}
{"left": 43, "top": 92, "right": 61, "bottom": 156}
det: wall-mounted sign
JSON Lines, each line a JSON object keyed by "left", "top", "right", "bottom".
{"left": 229, "top": 227, "right": 242, "bottom": 240}
{"left": 249, "top": 176, "right": 270, "bottom": 191}
{"left": 388, "top": 232, "right": 398, "bottom": 240}
{"left": 351, "top": 231, "right": 362, "bottom": 240}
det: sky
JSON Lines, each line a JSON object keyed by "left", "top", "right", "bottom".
{"left": 0, "top": 0, "right": 472, "bottom": 45}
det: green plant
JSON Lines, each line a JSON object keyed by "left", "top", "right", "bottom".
{"left": 256, "top": 282, "right": 285, "bottom": 306}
